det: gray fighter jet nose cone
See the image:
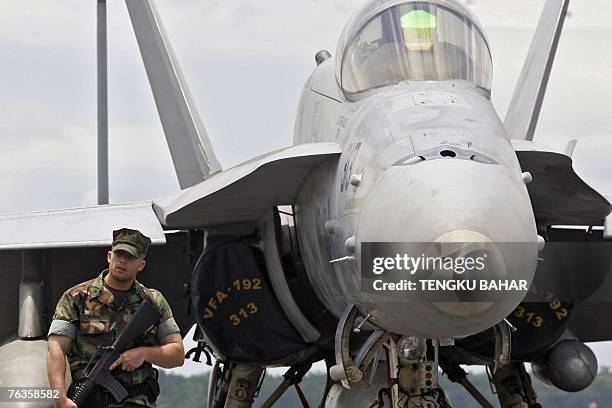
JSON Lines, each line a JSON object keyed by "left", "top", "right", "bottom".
{"left": 353, "top": 159, "right": 538, "bottom": 337}
{"left": 533, "top": 340, "right": 598, "bottom": 392}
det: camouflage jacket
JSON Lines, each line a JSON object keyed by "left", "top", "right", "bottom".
{"left": 48, "top": 270, "right": 180, "bottom": 407}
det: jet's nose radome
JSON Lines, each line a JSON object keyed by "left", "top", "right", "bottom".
{"left": 355, "top": 159, "right": 538, "bottom": 338}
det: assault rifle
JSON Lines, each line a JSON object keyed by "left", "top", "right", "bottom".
{"left": 68, "top": 299, "right": 162, "bottom": 405}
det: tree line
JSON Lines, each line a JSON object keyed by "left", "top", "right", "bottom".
{"left": 157, "top": 367, "right": 612, "bottom": 407}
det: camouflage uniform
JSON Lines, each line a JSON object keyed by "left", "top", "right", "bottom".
{"left": 49, "top": 269, "right": 180, "bottom": 407}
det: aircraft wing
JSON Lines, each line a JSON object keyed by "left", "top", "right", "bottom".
{"left": 0, "top": 204, "right": 193, "bottom": 343}
{"left": 0, "top": 202, "right": 165, "bottom": 250}
{"left": 0, "top": 143, "right": 341, "bottom": 344}
{"left": 513, "top": 140, "right": 611, "bottom": 227}
{"left": 154, "top": 142, "right": 342, "bottom": 229}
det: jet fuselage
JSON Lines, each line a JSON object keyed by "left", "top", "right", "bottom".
{"left": 292, "top": 61, "right": 538, "bottom": 338}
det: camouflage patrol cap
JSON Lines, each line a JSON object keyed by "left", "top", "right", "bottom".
{"left": 112, "top": 228, "right": 152, "bottom": 259}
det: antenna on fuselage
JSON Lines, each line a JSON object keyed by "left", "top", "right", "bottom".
{"left": 97, "top": 0, "right": 109, "bottom": 205}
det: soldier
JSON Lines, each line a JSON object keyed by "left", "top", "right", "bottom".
{"left": 47, "top": 228, "right": 185, "bottom": 408}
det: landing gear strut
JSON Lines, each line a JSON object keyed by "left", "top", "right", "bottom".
{"left": 492, "top": 363, "right": 541, "bottom": 408}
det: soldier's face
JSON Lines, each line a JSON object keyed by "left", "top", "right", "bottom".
{"left": 107, "top": 250, "right": 146, "bottom": 282}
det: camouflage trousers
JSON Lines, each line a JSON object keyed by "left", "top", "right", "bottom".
{"left": 74, "top": 392, "right": 152, "bottom": 408}
{"left": 68, "top": 382, "right": 154, "bottom": 407}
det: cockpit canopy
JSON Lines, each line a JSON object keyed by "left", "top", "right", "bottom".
{"left": 337, "top": 0, "right": 493, "bottom": 96}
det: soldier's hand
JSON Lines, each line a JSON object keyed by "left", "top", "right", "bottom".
{"left": 55, "top": 395, "right": 77, "bottom": 408}
{"left": 110, "top": 347, "right": 148, "bottom": 372}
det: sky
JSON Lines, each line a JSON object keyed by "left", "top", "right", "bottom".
{"left": 0, "top": 0, "right": 611, "bottom": 377}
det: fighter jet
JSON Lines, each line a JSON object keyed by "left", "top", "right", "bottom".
{"left": 0, "top": 0, "right": 610, "bottom": 407}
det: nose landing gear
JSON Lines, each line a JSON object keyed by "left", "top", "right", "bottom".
{"left": 327, "top": 305, "right": 452, "bottom": 407}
